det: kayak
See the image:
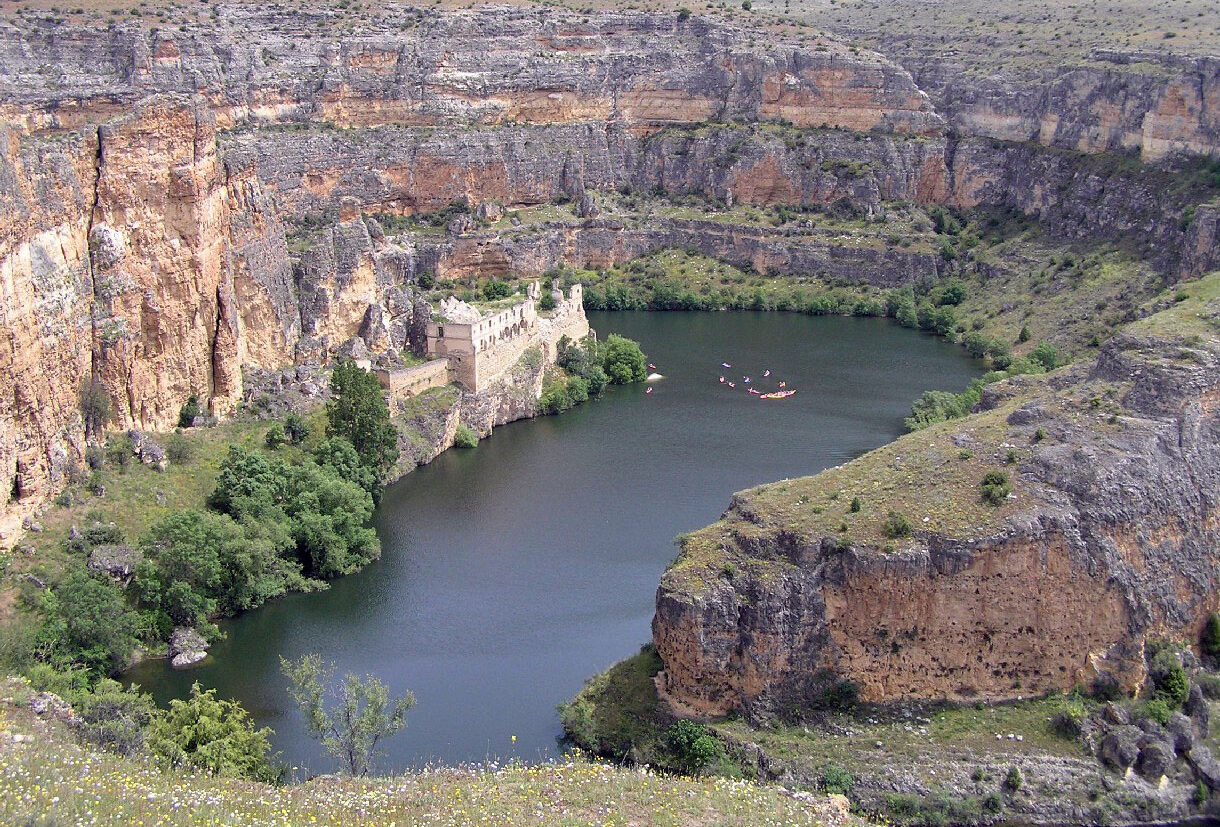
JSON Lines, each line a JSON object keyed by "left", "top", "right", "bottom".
{"left": 760, "top": 390, "right": 796, "bottom": 399}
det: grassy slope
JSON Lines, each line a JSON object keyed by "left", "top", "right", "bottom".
{"left": 0, "top": 678, "right": 860, "bottom": 827}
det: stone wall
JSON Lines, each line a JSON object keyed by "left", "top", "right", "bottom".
{"left": 375, "top": 358, "right": 451, "bottom": 410}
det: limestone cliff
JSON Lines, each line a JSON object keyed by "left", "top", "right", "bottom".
{"left": 1, "top": 4, "right": 1219, "bottom": 552}
{"left": 653, "top": 287, "right": 1220, "bottom": 718}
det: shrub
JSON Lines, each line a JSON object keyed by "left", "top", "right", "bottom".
{"left": 677, "top": 5, "right": 691, "bottom": 19}
{"left": 981, "top": 471, "right": 1010, "bottom": 505}
{"left": 105, "top": 433, "right": 133, "bottom": 470}
{"left": 264, "top": 423, "right": 287, "bottom": 450}
{"left": 1201, "top": 613, "right": 1220, "bottom": 662}
{"left": 453, "top": 424, "right": 478, "bottom": 449}
{"left": 148, "top": 682, "right": 279, "bottom": 782}
{"left": 883, "top": 510, "right": 912, "bottom": 539}
{"left": 85, "top": 445, "right": 106, "bottom": 470}
{"left": 1149, "top": 647, "right": 1189, "bottom": 707}
{"left": 566, "top": 376, "right": 590, "bottom": 405}
{"left": 849, "top": 496, "right": 861, "bottom": 513}
{"left": 1004, "top": 765, "right": 1023, "bottom": 792}
{"left": 283, "top": 412, "right": 309, "bottom": 445}
{"left": 1018, "top": 325, "right": 1031, "bottom": 343}
{"left": 1030, "top": 341, "right": 1061, "bottom": 370}
{"left": 481, "top": 279, "right": 513, "bottom": 300}
{"left": 821, "top": 763, "right": 853, "bottom": 794}
{"left": 165, "top": 433, "right": 193, "bottom": 465}
{"left": 178, "top": 395, "right": 202, "bottom": 428}
{"left": 538, "top": 292, "right": 557, "bottom": 311}
{"left": 327, "top": 361, "right": 399, "bottom": 478}
{"left": 282, "top": 653, "right": 415, "bottom": 777}
{"left": 601, "top": 335, "right": 647, "bottom": 385}
{"left": 664, "top": 719, "right": 725, "bottom": 776}
{"left": 539, "top": 381, "right": 573, "bottom": 415}
{"left": 1051, "top": 707, "right": 1084, "bottom": 740}
{"left": 1139, "top": 697, "right": 1173, "bottom": 726}
{"left": 1091, "top": 673, "right": 1125, "bottom": 702}
{"left": 36, "top": 569, "right": 141, "bottom": 676}
{"left": 79, "top": 378, "right": 112, "bottom": 438}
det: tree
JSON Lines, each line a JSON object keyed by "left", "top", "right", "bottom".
{"left": 1030, "top": 341, "right": 1061, "bottom": 370}
{"left": 283, "top": 412, "right": 309, "bottom": 445}
{"left": 37, "top": 569, "right": 140, "bottom": 676}
{"left": 313, "top": 437, "right": 378, "bottom": 501}
{"left": 601, "top": 335, "right": 647, "bottom": 385}
{"left": 326, "top": 361, "right": 399, "bottom": 479}
{"left": 1202, "top": 614, "right": 1220, "bottom": 662}
{"left": 178, "top": 395, "right": 202, "bottom": 428}
{"left": 148, "top": 682, "right": 278, "bottom": 782}
{"left": 79, "top": 378, "right": 112, "bottom": 439}
{"left": 281, "top": 654, "right": 415, "bottom": 776}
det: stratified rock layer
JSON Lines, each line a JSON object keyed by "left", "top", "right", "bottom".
{"left": 653, "top": 321, "right": 1220, "bottom": 716}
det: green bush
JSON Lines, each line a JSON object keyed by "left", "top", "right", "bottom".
{"left": 453, "top": 424, "right": 478, "bottom": 449}
{"left": 1139, "top": 698, "right": 1173, "bottom": 726}
{"left": 1004, "top": 765, "right": 1023, "bottom": 792}
{"left": 821, "top": 763, "right": 854, "bottom": 794}
{"left": 165, "top": 433, "right": 193, "bottom": 465}
{"left": 1030, "top": 341, "right": 1061, "bottom": 370}
{"left": 178, "top": 395, "right": 202, "bottom": 428}
{"left": 664, "top": 719, "right": 725, "bottom": 776}
{"left": 539, "top": 381, "right": 573, "bottom": 415}
{"left": 981, "top": 471, "right": 1010, "bottom": 505}
{"left": 264, "top": 423, "right": 287, "bottom": 450}
{"left": 36, "top": 569, "right": 141, "bottom": 676}
{"left": 326, "top": 360, "right": 399, "bottom": 479}
{"left": 883, "top": 510, "right": 912, "bottom": 539}
{"left": 1149, "top": 647, "right": 1189, "bottom": 707}
{"left": 1201, "top": 613, "right": 1220, "bottom": 661}
{"left": 283, "top": 412, "right": 310, "bottom": 445}
{"left": 148, "top": 682, "right": 279, "bottom": 782}
{"left": 849, "top": 496, "right": 861, "bottom": 513}
{"left": 481, "top": 279, "right": 513, "bottom": 300}
{"left": 538, "top": 292, "right": 557, "bottom": 311}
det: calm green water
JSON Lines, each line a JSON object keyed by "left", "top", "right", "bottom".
{"left": 127, "top": 312, "right": 982, "bottom": 772}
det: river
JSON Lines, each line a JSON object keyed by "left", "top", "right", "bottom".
{"left": 127, "top": 311, "right": 982, "bottom": 773}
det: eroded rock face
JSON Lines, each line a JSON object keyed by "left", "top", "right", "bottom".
{"left": 653, "top": 332, "right": 1220, "bottom": 717}
{"left": 0, "top": 4, "right": 1218, "bottom": 543}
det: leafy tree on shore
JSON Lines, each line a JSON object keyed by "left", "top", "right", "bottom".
{"left": 601, "top": 335, "right": 647, "bottom": 384}
{"left": 282, "top": 654, "right": 415, "bottom": 777}
{"left": 326, "top": 361, "right": 399, "bottom": 479}
{"left": 36, "top": 570, "right": 140, "bottom": 676}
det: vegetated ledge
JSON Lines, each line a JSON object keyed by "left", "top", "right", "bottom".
{"left": 652, "top": 272, "right": 1220, "bottom": 721}
{"left": 0, "top": 676, "right": 863, "bottom": 827}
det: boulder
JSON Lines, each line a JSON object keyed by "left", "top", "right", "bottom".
{"left": 1101, "top": 702, "right": 1130, "bottom": 726}
{"left": 1187, "top": 684, "right": 1210, "bottom": 737}
{"left": 29, "top": 691, "right": 76, "bottom": 725}
{"left": 1136, "top": 739, "right": 1175, "bottom": 779}
{"left": 475, "top": 201, "right": 504, "bottom": 223}
{"left": 577, "top": 193, "right": 600, "bottom": 219}
{"left": 87, "top": 544, "right": 141, "bottom": 582}
{"left": 446, "top": 214, "right": 476, "bottom": 236}
{"left": 1168, "top": 712, "right": 1195, "bottom": 753}
{"left": 1099, "top": 725, "right": 1143, "bottom": 771}
{"left": 168, "top": 627, "right": 209, "bottom": 668}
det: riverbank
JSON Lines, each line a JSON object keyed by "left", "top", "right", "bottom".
{"left": 0, "top": 675, "right": 863, "bottom": 827}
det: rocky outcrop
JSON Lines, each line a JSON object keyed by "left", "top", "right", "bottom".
{"left": 653, "top": 317, "right": 1220, "bottom": 717}
{"left": 2, "top": 5, "right": 1219, "bottom": 546}
{"left": 900, "top": 50, "right": 1220, "bottom": 160}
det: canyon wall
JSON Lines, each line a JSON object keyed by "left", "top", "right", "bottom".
{"left": 653, "top": 327, "right": 1220, "bottom": 715}
{"left": 1, "top": 4, "right": 1219, "bottom": 569}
